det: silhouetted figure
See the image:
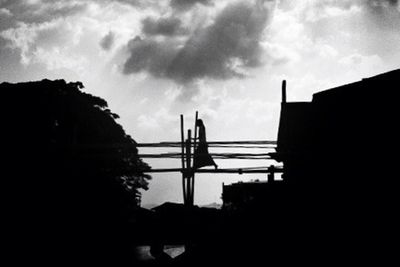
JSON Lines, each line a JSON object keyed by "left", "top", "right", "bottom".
{"left": 193, "top": 119, "right": 218, "bottom": 169}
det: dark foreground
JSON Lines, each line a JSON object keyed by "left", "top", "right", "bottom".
{"left": 3, "top": 71, "right": 399, "bottom": 265}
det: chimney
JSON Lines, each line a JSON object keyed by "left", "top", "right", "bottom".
{"left": 282, "top": 80, "right": 287, "bottom": 104}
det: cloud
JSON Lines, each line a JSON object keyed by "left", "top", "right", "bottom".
{"left": 0, "top": 0, "right": 88, "bottom": 29}
{"left": 0, "top": 7, "right": 12, "bottom": 17}
{"left": 123, "top": 0, "right": 273, "bottom": 85}
{"left": 0, "top": 0, "right": 148, "bottom": 72}
{"left": 367, "top": 0, "right": 399, "bottom": 8}
{"left": 102, "top": 0, "right": 163, "bottom": 9}
{"left": 0, "top": 18, "right": 80, "bottom": 65}
{"left": 142, "top": 16, "right": 187, "bottom": 36}
{"left": 170, "top": 0, "right": 213, "bottom": 11}
{"left": 167, "top": 1, "right": 271, "bottom": 82}
{"left": 32, "top": 46, "right": 87, "bottom": 71}
{"left": 0, "top": 0, "right": 166, "bottom": 32}
{"left": 278, "top": 0, "right": 400, "bottom": 61}
{"left": 319, "top": 0, "right": 399, "bottom": 17}
{"left": 123, "top": 36, "right": 179, "bottom": 77}
{"left": 290, "top": 0, "right": 399, "bottom": 22}
{"left": 137, "top": 107, "right": 176, "bottom": 130}
{"left": 100, "top": 31, "right": 115, "bottom": 50}
{"left": 364, "top": 0, "right": 400, "bottom": 29}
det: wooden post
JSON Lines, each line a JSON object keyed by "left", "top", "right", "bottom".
{"left": 180, "top": 115, "right": 187, "bottom": 204}
{"left": 191, "top": 111, "right": 198, "bottom": 205}
{"left": 268, "top": 165, "right": 275, "bottom": 183}
{"left": 193, "top": 111, "right": 199, "bottom": 150}
{"left": 186, "top": 130, "right": 192, "bottom": 206}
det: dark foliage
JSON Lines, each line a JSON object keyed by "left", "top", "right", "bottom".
{"left": 1, "top": 79, "right": 150, "bottom": 265}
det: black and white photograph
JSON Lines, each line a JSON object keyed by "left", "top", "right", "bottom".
{"left": 1, "top": 0, "right": 399, "bottom": 265}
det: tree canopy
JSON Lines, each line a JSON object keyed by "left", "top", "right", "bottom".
{"left": 1, "top": 79, "right": 151, "bottom": 265}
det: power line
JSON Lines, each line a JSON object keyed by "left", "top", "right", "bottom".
{"left": 202, "top": 145, "right": 276, "bottom": 149}
{"left": 144, "top": 166, "right": 283, "bottom": 174}
{"left": 48, "top": 141, "right": 276, "bottom": 149}
{"left": 138, "top": 152, "right": 275, "bottom": 160}
{"left": 136, "top": 140, "right": 277, "bottom": 148}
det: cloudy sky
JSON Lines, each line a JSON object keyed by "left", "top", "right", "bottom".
{"left": 1, "top": 0, "right": 399, "bottom": 206}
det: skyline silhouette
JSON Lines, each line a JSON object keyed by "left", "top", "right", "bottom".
{"left": 2, "top": 0, "right": 399, "bottom": 206}
{"left": 2, "top": 68, "right": 399, "bottom": 265}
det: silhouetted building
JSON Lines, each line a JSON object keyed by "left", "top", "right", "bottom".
{"left": 222, "top": 180, "right": 282, "bottom": 210}
{"left": 269, "top": 69, "right": 399, "bottom": 262}
{"left": 274, "top": 69, "right": 399, "bottom": 191}
{"left": 219, "top": 70, "right": 399, "bottom": 264}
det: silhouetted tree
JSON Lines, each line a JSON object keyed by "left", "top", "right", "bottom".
{"left": 1, "top": 79, "right": 151, "bottom": 265}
